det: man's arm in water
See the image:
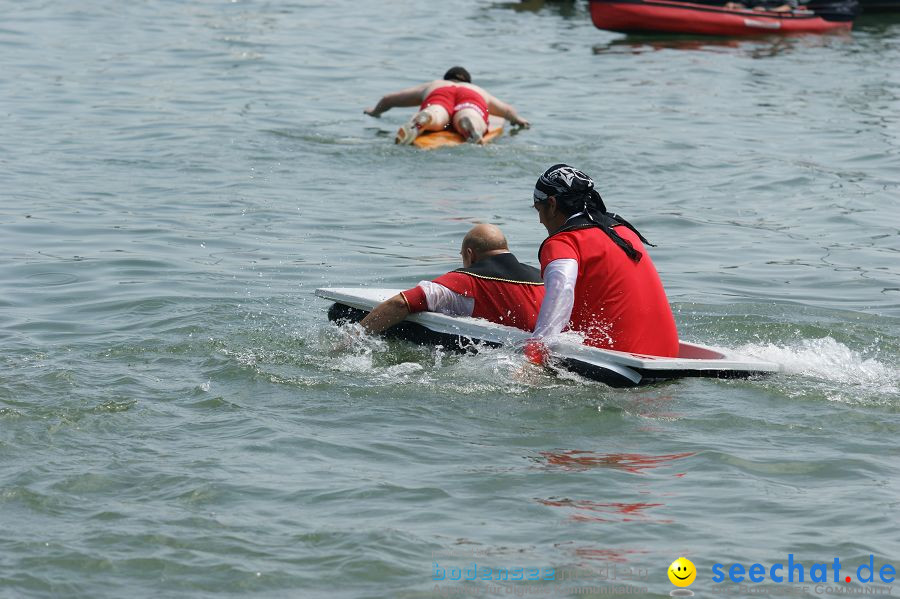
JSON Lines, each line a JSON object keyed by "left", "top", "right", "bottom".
{"left": 359, "top": 294, "right": 410, "bottom": 334}
{"left": 358, "top": 282, "right": 473, "bottom": 335}
{"left": 485, "top": 93, "right": 530, "bottom": 128}
{"left": 364, "top": 83, "right": 430, "bottom": 117}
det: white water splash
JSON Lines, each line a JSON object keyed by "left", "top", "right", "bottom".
{"left": 379, "top": 362, "right": 424, "bottom": 379}
{"left": 739, "top": 336, "right": 898, "bottom": 397}
{"left": 317, "top": 319, "right": 577, "bottom": 393}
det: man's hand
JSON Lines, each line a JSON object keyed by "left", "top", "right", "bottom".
{"left": 524, "top": 339, "right": 549, "bottom": 365}
{"left": 331, "top": 322, "right": 365, "bottom": 352}
{"left": 364, "top": 107, "right": 382, "bottom": 118}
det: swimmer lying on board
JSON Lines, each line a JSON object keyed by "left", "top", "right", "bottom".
{"left": 364, "top": 66, "right": 530, "bottom": 145}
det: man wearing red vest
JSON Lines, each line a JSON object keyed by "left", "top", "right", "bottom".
{"left": 527, "top": 164, "right": 679, "bottom": 361}
{"left": 360, "top": 224, "right": 545, "bottom": 334}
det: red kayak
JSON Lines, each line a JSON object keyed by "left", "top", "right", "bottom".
{"left": 589, "top": 0, "right": 856, "bottom": 35}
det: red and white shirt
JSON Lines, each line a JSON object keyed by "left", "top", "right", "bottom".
{"left": 400, "top": 253, "right": 545, "bottom": 332}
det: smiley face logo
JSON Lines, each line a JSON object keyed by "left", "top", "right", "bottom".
{"left": 668, "top": 557, "right": 696, "bottom": 587}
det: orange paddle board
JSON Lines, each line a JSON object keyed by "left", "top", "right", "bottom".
{"left": 406, "top": 115, "right": 504, "bottom": 150}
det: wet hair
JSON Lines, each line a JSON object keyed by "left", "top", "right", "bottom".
{"left": 443, "top": 66, "right": 472, "bottom": 83}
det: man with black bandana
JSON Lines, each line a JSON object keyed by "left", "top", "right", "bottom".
{"left": 360, "top": 224, "right": 545, "bottom": 334}
{"left": 526, "top": 164, "right": 679, "bottom": 362}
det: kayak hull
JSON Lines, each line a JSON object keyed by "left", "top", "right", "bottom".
{"left": 589, "top": 0, "right": 854, "bottom": 35}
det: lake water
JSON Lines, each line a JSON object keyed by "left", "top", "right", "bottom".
{"left": 1, "top": 1, "right": 899, "bottom": 597}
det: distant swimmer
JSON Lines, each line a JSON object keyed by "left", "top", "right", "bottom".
{"left": 364, "top": 66, "right": 531, "bottom": 145}
{"left": 359, "top": 224, "right": 545, "bottom": 334}
{"left": 526, "top": 164, "right": 679, "bottom": 363}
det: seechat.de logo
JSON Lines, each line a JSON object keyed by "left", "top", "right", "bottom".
{"left": 711, "top": 554, "right": 896, "bottom": 585}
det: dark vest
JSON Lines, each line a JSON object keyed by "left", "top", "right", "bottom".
{"left": 453, "top": 252, "right": 543, "bottom": 285}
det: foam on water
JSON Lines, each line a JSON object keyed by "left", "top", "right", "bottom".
{"left": 308, "top": 321, "right": 590, "bottom": 396}
{"left": 313, "top": 321, "right": 899, "bottom": 406}
{"left": 740, "top": 336, "right": 899, "bottom": 403}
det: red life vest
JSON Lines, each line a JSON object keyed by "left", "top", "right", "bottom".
{"left": 539, "top": 225, "right": 679, "bottom": 357}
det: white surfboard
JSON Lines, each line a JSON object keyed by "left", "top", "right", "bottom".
{"left": 316, "top": 287, "right": 781, "bottom": 387}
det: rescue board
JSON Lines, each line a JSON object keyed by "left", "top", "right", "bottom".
{"left": 316, "top": 287, "right": 781, "bottom": 388}
{"left": 408, "top": 115, "right": 504, "bottom": 150}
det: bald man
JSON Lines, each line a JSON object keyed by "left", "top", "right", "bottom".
{"left": 360, "top": 225, "right": 545, "bottom": 334}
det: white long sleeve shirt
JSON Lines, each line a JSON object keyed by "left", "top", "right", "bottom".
{"left": 416, "top": 280, "right": 474, "bottom": 317}
{"left": 531, "top": 258, "right": 578, "bottom": 341}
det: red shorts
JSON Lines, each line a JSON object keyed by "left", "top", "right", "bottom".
{"left": 420, "top": 86, "right": 490, "bottom": 125}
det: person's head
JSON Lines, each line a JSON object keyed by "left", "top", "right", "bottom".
{"left": 460, "top": 224, "right": 508, "bottom": 267}
{"left": 532, "top": 164, "right": 607, "bottom": 234}
{"left": 443, "top": 66, "right": 472, "bottom": 84}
